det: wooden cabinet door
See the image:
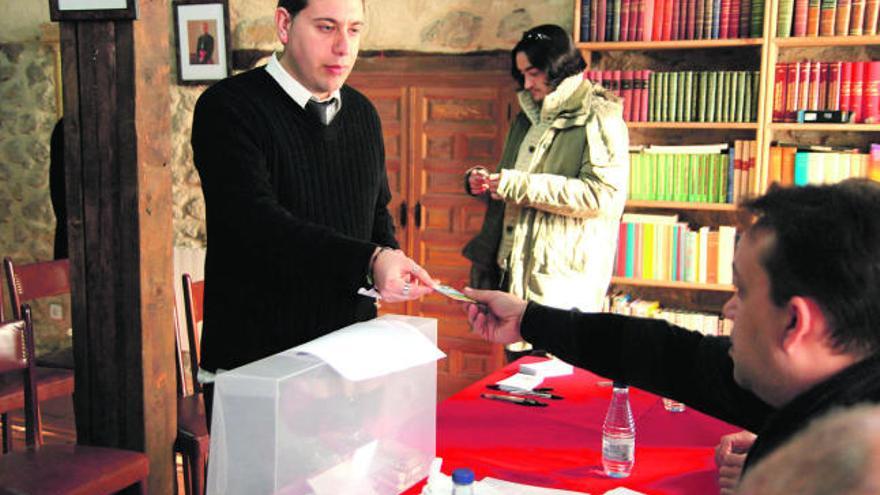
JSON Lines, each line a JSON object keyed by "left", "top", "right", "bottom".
{"left": 352, "top": 84, "right": 411, "bottom": 316}
{"left": 409, "top": 82, "right": 515, "bottom": 400}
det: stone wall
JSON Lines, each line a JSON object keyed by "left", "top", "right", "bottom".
{"left": 0, "top": 40, "right": 69, "bottom": 353}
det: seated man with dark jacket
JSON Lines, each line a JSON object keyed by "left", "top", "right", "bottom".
{"left": 463, "top": 178, "right": 880, "bottom": 485}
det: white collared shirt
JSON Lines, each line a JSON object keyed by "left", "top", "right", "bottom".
{"left": 265, "top": 53, "right": 341, "bottom": 120}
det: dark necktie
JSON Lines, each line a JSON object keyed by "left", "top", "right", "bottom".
{"left": 306, "top": 98, "right": 335, "bottom": 125}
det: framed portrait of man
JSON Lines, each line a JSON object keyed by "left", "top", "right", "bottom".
{"left": 173, "top": 0, "right": 231, "bottom": 85}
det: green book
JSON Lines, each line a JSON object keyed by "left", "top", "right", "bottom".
{"left": 734, "top": 71, "right": 745, "bottom": 123}
{"left": 777, "top": 0, "right": 795, "bottom": 36}
{"left": 613, "top": 0, "right": 622, "bottom": 40}
{"left": 722, "top": 72, "right": 733, "bottom": 122}
{"left": 684, "top": 71, "right": 694, "bottom": 122}
{"left": 706, "top": 72, "right": 718, "bottom": 122}
{"left": 657, "top": 72, "right": 670, "bottom": 122}
{"left": 687, "top": 155, "right": 699, "bottom": 202}
{"left": 669, "top": 72, "right": 679, "bottom": 122}
{"left": 672, "top": 153, "right": 686, "bottom": 201}
{"left": 751, "top": 0, "right": 765, "bottom": 36}
{"left": 650, "top": 72, "right": 659, "bottom": 122}
{"left": 698, "top": 73, "right": 708, "bottom": 122}
{"left": 751, "top": 71, "right": 760, "bottom": 121}
{"left": 717, "top": 154, "right": 728, "bottom": 204}
{"left": 742, "top": 72, "right": 752, "bottom": 124}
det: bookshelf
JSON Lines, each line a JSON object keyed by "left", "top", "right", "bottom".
{"left": 572, "top": 0, "right": 879, "bottom": 317}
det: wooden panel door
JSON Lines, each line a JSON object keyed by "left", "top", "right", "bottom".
{"left": 353, "top": 85, "right": 411, "bottom": 316}
{"left": 409, "top": 82, "right": 516, "bottom": 400}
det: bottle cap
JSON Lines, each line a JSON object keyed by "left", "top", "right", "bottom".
{"left": 452, "top": 467, "right": 475, "bottom": 484}
{"left": 612, "top": 380, "right": 628, "bottom": 389}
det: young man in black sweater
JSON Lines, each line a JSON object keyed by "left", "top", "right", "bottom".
{"left": 463, "top": 179, "right": 880, "bottom": 488}
{"left": 191, "top": 0, "right": 434, "bottom": 422}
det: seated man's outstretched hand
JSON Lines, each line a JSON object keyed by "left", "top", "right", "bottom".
{"left": 462, "top": 288, "right": 527, "bottom": 345}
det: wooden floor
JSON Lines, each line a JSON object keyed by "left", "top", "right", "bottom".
{"left": 4, "top": 396, "right": 189, "bottom": 493}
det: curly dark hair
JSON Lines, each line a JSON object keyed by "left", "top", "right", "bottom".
{"left": 743, "top": 178, "right": 880, "bottom": 356}
{"left": 510, "top": 24, "right": 587, "bottom": 92}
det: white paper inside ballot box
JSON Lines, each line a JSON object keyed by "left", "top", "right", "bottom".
{"left": 207, "top": 315, "right": 442, "bottom": 495}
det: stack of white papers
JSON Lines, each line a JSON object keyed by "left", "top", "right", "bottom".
{"left": 519, "top": 358, "right": 574, "bottom": 378}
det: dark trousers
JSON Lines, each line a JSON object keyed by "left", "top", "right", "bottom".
{"left": 203, "top": 382, "right": 214, "bottom": 433}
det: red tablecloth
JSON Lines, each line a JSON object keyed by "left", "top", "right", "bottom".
{"left": 403, "top": 357, "right": 740, "bottom": 495}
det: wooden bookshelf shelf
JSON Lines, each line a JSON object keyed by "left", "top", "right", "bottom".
{"left": 576, "top": 38, "right": 764, "bottom": 51}
{"left": 769, "top": 123, "right": 880, "bottom": 132}
{"left": 625, "top": 200, "right": 739, "bottom": 211}
{"left": 628, "top": 122, "right": 759, "bottom": 130}
{"left": 611, "top": 277, "right": 736, "bottom": 292}
{"left": 774, "top": 35, "right": 880, "bottom": 48}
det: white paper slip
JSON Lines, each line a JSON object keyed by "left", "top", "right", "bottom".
{"left": 519, "top": 358, "right": 574, "bottom": 378}
{"left": 482, "top": 477, "right": 589, "bottom": 494}
{"left": 602, "top": 488, "right": 645, "bottom": 495}
{"left": 290, "top": 318, "right": 445, "bottom": 381}
{"left": 496, "top": 372, "right": 544, "bottom": 391}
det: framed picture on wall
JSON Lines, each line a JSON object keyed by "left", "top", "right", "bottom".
{"left": 49, "top": 0, "right": 138, "bottom": 20}
{"left": 173, "top": 0, "right": 232, "bottom": 85}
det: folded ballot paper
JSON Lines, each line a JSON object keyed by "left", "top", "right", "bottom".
{"left": 519, "top": 358, "right": 574, "bottom": 378}
{"left": 207, "top": 315, "right": 444, "bottom": 495}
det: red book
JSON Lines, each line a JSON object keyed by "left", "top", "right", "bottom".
{"left": 809, "top": 61, "right": 822, "bottom": 110}
{"left": 621, "top": 0, "right": 632, "bottom": 40}
{"left": 794, "top": 0, "right": 810, "bottom": 34}
{"left": 632, "top": 71, "right": 643, "bottom": 122}
{"left": 591, "top": 0, "right": 600, "bottom": 40}
{"left": 598, "top": 0, "right": 608, "bottom": 43}
{"left": 786, "top": 61, "right": 802, "bottom": 122}
{"left": 798, "top": 61, "right": 812, "bottom": 115}
{"left": 864, "top": 61, "right": 880, "bottom": 124}
{"left": 686, "top": 0, "right": 698, "bottom": 38}
{"left": 818, "top": 63, "right": 829, "bottom": 110}
{"left": 851, "top": 61, "right": 866, "bottom": 123}
{"left": 729, "top": 0, "right": 741, "bottom": 37}
{"left": 827, "top": 61, "right": 842, "bottom": 111}
{"left": 613, "top": 70, "right": 623, "bottom": 99}
{"left": 622, "top": 70, "right": 635, "bottom": 121}
{"left": 840, "top": 61, "right": 854, "bottom": 115}
{"left": 720, "top": 0, "right": 732, "bottom": 37}
{"left": 672, "top": 0, "right": 683, "bottom": 38}
{"left": 616, "top": 222, "right": 628, "bottom": 276}
{"left": 773, "top": 63, "right": 789, "bottom": 122}
{"left": 651, "top": 0, "right": 666, "bottom": 38}
{"left": 642, "top": 0, "right": 656, "bottom": 39}
{"left": 642, "top": 70, "right": 652, "bottom": 121}
{"left": 630, "top": 0, "right": 643, "bottom": 40}
{"left": 662, "top": 0, "right": 675, "bottom": 39}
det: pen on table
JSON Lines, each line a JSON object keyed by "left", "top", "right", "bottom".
{"left": 486, "top": 384, "right": 563, "bottom": 400}
{"left": 480, "top": 393, "right": 549, "bottom": 407}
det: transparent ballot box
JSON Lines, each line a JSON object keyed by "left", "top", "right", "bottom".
{"left": 206, "top": 315, "right": 442, "bottom": 495}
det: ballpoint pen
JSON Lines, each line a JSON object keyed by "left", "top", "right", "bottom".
{"left": 486, "top": 384, "right": 564, "bottom": 400}
{"left": 480, "top": 393, "right": 549, "bottom": 407}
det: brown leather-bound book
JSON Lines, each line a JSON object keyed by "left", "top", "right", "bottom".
{"left": 863, "top": 0, "right": 879, "bottom": 33}
{"left": 819, "top": 0, "right": 838, "bottom": 34}
{"left": 835, "top": 0, "right": 853, "bottom": 34}
{"left": 793, "top": 0, "right": 810, "bottom": 35}
{"left": 806, "top": 0, "right": 823, "bottom": 33}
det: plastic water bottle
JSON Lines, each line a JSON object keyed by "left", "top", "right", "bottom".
{"left": 602, "top": 381, "right": 635, "bottom": 478}
{"left": 451, "top": 467, "right": 475, "bottom": 494}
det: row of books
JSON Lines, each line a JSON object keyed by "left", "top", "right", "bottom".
{"left": 588, "top": 70, "right": 760, "bottom": 122}
{"left": 773, "top": 60, "right": 880, "bottom": 123}
{"left": 629, "top": 141, "right": 878, "bottom": 203}
{"left": 613, "top": 214, "right": 737, "bottom": 285}
{"left": 777, "top": 0, "right": 880, "bottom": 37}
{"left": 604, "top": 293, "right": 731, "bottom": 336}
{"left": 628, "top": 143, "right": 742, "bottom": 203}
{"left": 578, "top": 0, "right": 765, "bottom": 41}
{"left": 765, "top": 143, "right": 879, "bottom": 187}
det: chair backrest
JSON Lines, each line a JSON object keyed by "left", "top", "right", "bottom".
{"left": 0, "top": 306, "right": 41, "bottom": 447}
{"left": 3, "top": 257, "right": 71, "bottom": 319}
{"left": 177, "top": 274, "right": 204, "bottom": 396}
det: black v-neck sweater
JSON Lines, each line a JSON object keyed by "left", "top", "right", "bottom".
{"left": 192, "top": 67, "right": 398, "bottom": 372}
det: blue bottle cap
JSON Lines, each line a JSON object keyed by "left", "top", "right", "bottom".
{"left": 452, "top": 467, "right": 475, "bottom": 484}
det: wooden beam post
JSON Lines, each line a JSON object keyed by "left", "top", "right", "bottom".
{"left": 56, "top": 1, "right": 175, "bottom": 493}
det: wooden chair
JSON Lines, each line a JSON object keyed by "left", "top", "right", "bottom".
{"left": 0, "top": 305, "right": 149, "bottom": 494}
{"left": 1, "top": 257, "right": 75, "bottom": 454}
{"left": 174, "top": 273, "right": 209, "bottom": 495}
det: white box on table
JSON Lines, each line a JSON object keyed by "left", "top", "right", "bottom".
{"left": 207, "top": 315, "right": 439, "bottom": 495}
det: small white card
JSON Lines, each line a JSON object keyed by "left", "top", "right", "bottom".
{"left": 496, "top": 372, "right": 544, "bottom": 391}
{"left": 519, "top": 358, "right": 574, "bottom": 378}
